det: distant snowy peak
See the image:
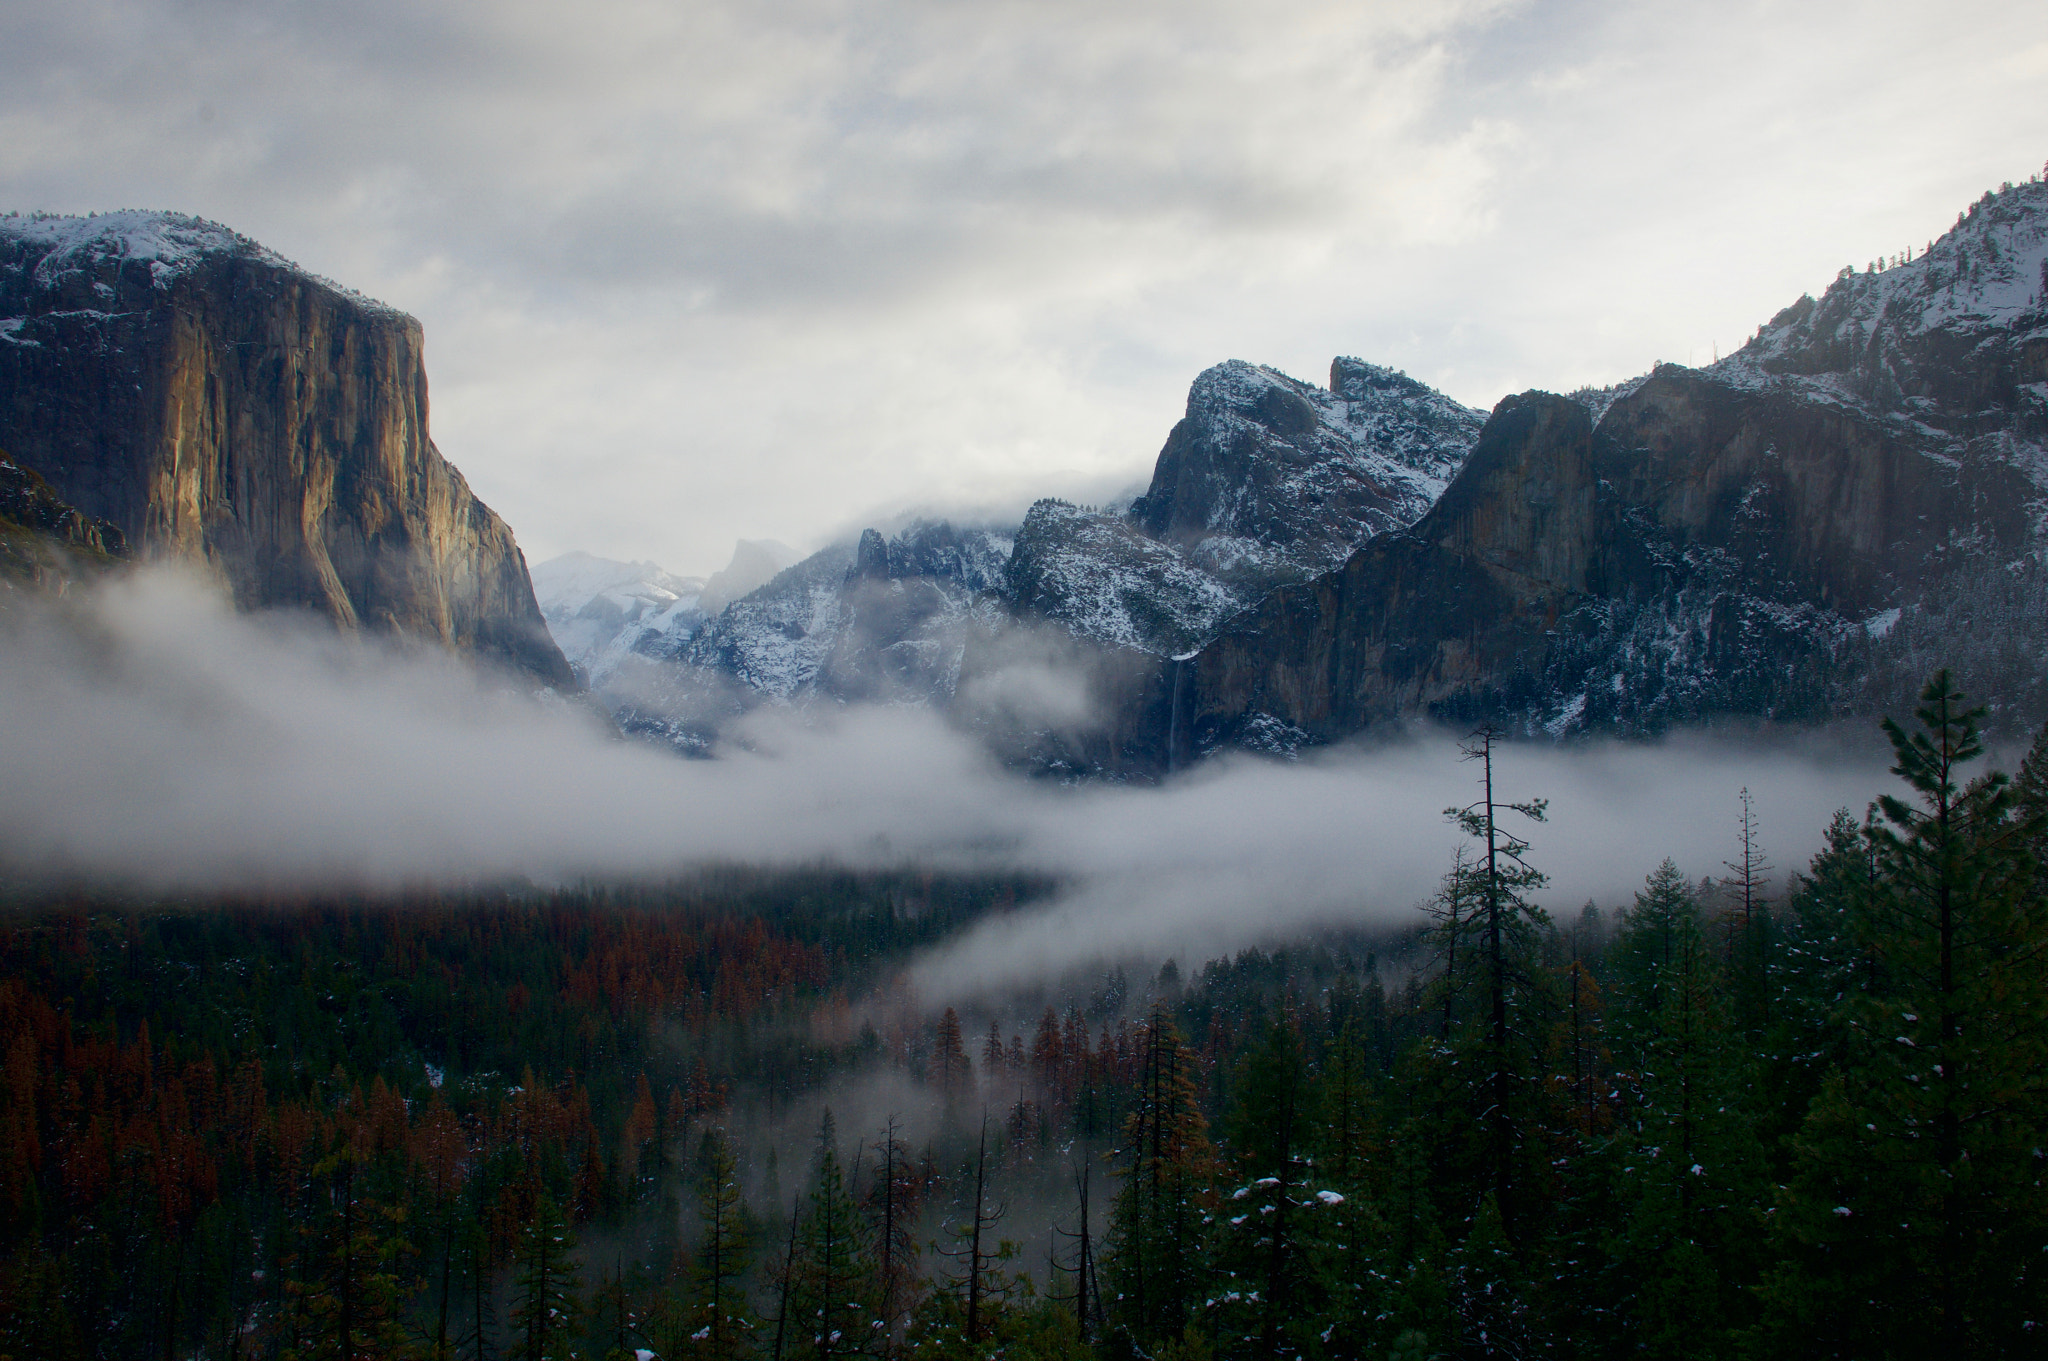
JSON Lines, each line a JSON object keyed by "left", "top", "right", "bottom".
{"left": 531, "top": 550, "right": 701, "bottom": 617}
{"left": 662, "top": 520, "right": 1015, "bottom": 703}
{"left": 530, "top": 550, "right": 705, "bottom": 680}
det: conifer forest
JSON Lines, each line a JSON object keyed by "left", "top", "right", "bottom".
{"left": 4, "top": 671, "right": 2048, "bottom": 1360}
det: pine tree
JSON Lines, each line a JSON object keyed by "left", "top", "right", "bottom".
{"left": 686, "top": 1126, "right": 753, "bottom": 1359}
{"left": 281, "top": 1140, "right": 416, "bottom": 1361}
{"left": 932, "top": 1010, "right": 971, "bottom": 1104}
{"left": 791, "top": 1117, "right": 880, "bottom": 1360}
{"left": 1764, "top": 672, "right": 2048, "bottom": 1354}
{"left": 1440, "top": 727, "right": 1551, "bottom": 1246}
{"left": 930, "top": 1116, "right": 1018, "bottom": 1351}
{"left": 1210, "top": 1019, "right": 1325, "bottom": 1360}
{"left": 508, "top": 1192, "right": 582, "bottom": 1361}
{"left": 1604, "top": 860, "right": 1762, "bottom": 1356}
{"left": 1106, "top": 1004, "right": 1214, "bottom": 1348}
{"left": 1763, "top": 808, "right": 1877, "bottom": 1152}
{"left": 1720, "top": 787, "right": 1777, "bottom": 1039}
{"left": 862, "top": 1116, "right": 923, "bottom": 1353}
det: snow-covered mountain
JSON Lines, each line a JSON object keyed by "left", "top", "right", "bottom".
{"left": 599, "top": 523, "right": 1018, "bottom": 752}
{"left": 561, "top": 174, "right": 2048, "bottom": 769}
{"left": 529, "top": 551, "right": 706, "bottom": 683}
{"left": 1011, "top": 358, "right": 1482, "bottom": 656}
{"left": 1151, "top": 174, "right": 2048, "bottom": 761}
{"left": 570, "top": 355, "right": 1483, "bottom": 754}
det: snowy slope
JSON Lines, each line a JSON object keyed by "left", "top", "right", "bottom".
{"left": 529, "top": 551, "right": 705, "bottom": 681}
{"left": 1130, "top": 358, "right": 1478, "bottom": 593}
{"left": 1182, "top": 174, "right": 2048, "bottom": 751}
{"left": 1713, "top": 177, "right": 2048, "bottom": 471}
{"left": 1006, "top": 499, "right": 1240, "bottom": 656}
{"left": 0, "top": 211, "right": 404, "bottom": 318}
{"left": 577, "top": 353, "right": 1483, "bottom": 752}
{"left": 1015, "top": 357, "right": 1483, "bottom": 656}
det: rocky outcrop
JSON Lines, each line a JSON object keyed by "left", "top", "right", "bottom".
{"left": 1141, "top": 178, "right": 2048, "bottom": 760}
{"left": 1003, "top": 358, "right": 1480, "bottom": 662}
{"left": 1005, "top": 499, "right": 1239, "bottom": 656}
{"left": 1127, "top": 358, "right": 1476, "bottom": 595}
{"left": 0, "top": 450, "right": 126, "bottom": 595}
{"left": 0, "top": 212, "right": 572, "bottom": 685}
{"left": 572, "top": 356, "right": 1484, "bottom": 760}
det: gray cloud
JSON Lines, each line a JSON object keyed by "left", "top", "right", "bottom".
{"left": 1, "top": 572, "right": 1902, "bottom": 998}
{"left": 18, "top": 1, "right": 2035, "bottom": 575}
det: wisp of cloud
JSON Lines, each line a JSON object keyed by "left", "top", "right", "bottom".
{"left": 0, "top": 571, "right": 1899, "bottom": 993}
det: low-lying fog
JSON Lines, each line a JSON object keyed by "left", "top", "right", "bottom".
{"left": 0, "top": 570, "right": 1904, "bottom": 992}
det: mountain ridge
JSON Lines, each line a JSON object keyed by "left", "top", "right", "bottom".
{"left": 1137, "top": 175, "right": 2048, "bottom": 764}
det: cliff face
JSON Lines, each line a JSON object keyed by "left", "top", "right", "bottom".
{"left": 1114, "top": 177, "right": 2048, "bottom": 763}
{"left": 0, "top": 213, "right": 572, "bottom": 686}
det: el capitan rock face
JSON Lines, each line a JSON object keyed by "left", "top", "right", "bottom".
{"left": 0, "top": 212, "right": 573, "bottom": 686}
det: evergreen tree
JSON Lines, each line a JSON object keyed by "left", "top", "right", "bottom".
{"left": 1440, "top": 727, "right": 1552, "bottom": 1245}
{"left": 1764, "top": 672, "right": 2048, "bottom": 1355}
{"left": 1210, "top": 1019, "right": 1324, "bottom": 1360}
{"left": 932, "top": 1010, "right": 972, "bottom": 1105}
{"left": 1604, "top": 860, "right": 1762, "bottom": 1357}
{"left": 281, "top": 1140, "right": 417, "bottom": 1361}
{"left": 686, "top": 1126, "right": 753, "bottom": 1359}
{"left": 1763, "top": 808, "right": 1877, "bottom": 1152}
{"left": 1720, "top": 787, "right": 1777, "bottom": 1039}
{"left": 863, "top": 1116, "right": 924, "bottom": 1354}
{"left": 1106, "top": 1004, "right": 1214, "bottom": 1348}
{"left": 791, "top": 1117, "right": 880, "bottom": 1360}
{"left": 508, "top": 1192, "right": 582, "bottom": 1361}
{"left": 930, "top": 1116, "right": 1019, "bottom": 1351}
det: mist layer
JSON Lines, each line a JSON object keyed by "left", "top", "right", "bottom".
{"left": 1, "top": 572, "right": 1896, "bottom": 988}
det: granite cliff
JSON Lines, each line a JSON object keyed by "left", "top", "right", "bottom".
{"left": 0, "top": 212, "right": 572, "bottom": 686}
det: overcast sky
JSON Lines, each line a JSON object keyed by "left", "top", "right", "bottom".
{"left": 5, "top": 1, "right": 2045, "bottom": 577}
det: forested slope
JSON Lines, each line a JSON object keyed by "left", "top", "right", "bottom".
{"left": 3, "top": 678, "right": 2047, "bottom": 1359}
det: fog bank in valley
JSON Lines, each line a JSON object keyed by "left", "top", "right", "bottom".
{"left": 1, "top": 572, "right": 1901, "bottom": 988}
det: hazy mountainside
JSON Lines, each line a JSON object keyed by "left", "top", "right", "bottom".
{"left": 580, "top": 357, "right": 1483, "bottom": 753}
{"left": 0, "top": 211, "right": 573, "bottom": 686}
{"left": 1142, "top": 175, "right": 2048, "bottom": 763}
{"left": 531, "top": 549, "right": 707, "bottom": 685}
{"left": 591, "top": 523, "right": 1020, "bottom": 752}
